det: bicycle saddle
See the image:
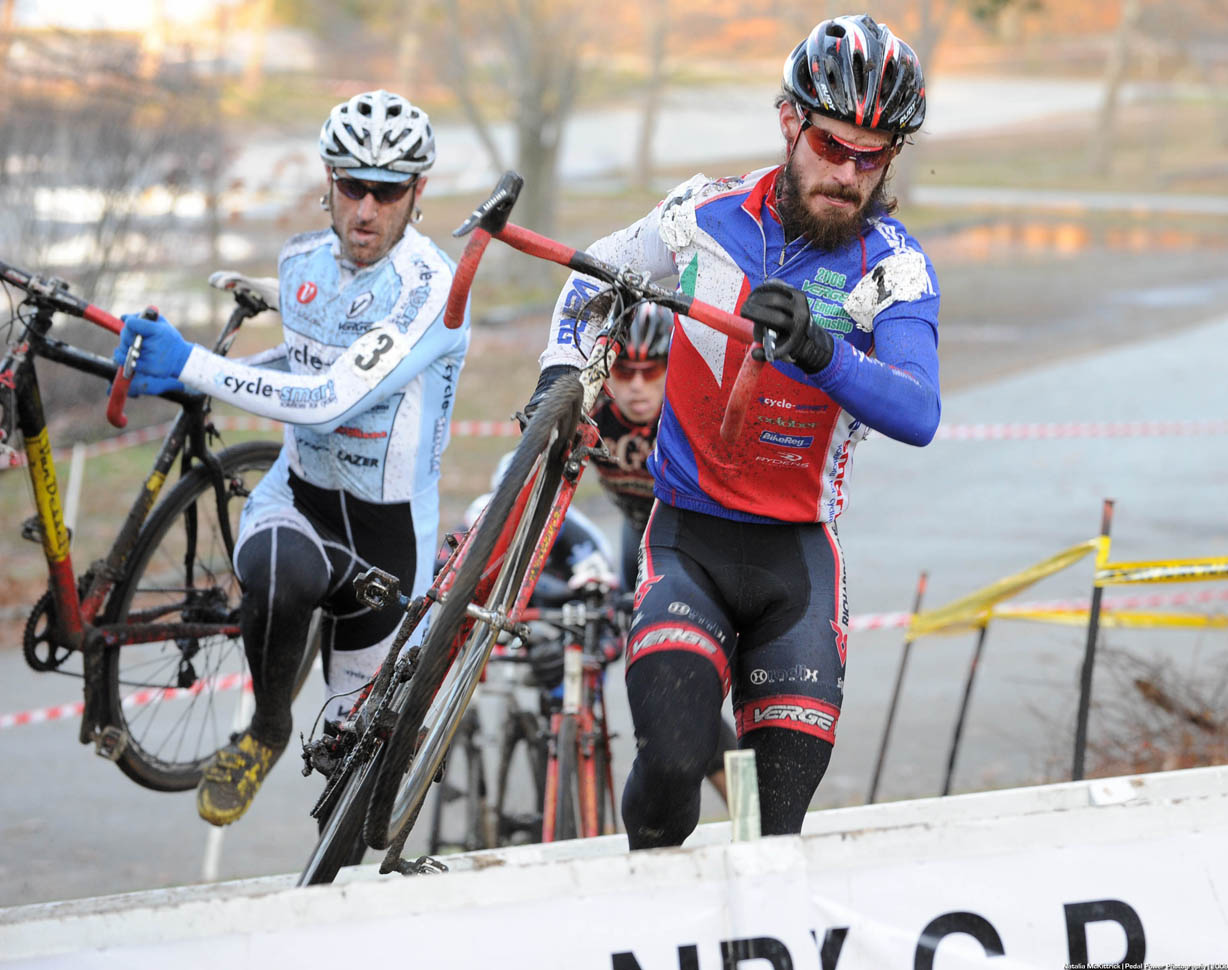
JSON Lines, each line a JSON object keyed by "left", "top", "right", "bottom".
{"left": 208, "top": 270, "right": 280, "bottom": 313}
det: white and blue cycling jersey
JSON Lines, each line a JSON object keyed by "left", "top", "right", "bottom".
{"left": 177, "top": 225, "right": 470, "bottom": 599}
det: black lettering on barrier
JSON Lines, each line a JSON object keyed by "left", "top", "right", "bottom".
{"left": 612, "top": 939, "right": 789, "bottom": 970}
{"left": 810, "top": 927, "right": 849, "bottom": 969}
{"left": 721, "top": 937, "right": 792, "bottom": 969}
{"left": 915, "top": 912, "right": 1005, "bottom": 969}
{"left": 610, "top": 944, "right": 699, "bottom": 970}
{"left": 1064, "top": 899, "right": 1145, "bottom": 966}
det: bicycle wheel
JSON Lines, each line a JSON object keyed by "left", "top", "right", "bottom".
{"left": 298, "top": 747, "right": 381, "bottom": 886}
{"left": 364, "top": 374, "right": 583, "bottom": 851}
{"left": 493, "top": 709, "right": 546, "bottom": 846}
{"left": 551, "top": 712, "right": 580, "bottom": 841}
{"left": 428, "top": 707, "right": 491, "bottom": 854}
{"left": 101, "top": 440, "right": 320, "bottom": 792}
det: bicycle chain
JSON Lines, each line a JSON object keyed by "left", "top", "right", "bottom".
{"left": 308, "top": 644, "right": 420, "bottom": 820}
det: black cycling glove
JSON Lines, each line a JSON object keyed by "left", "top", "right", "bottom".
{"left": 516, "top": 363, "right": 579, "bottom": 430}
{"left": 740, "top": 279, "right": 834, "bottom": 374}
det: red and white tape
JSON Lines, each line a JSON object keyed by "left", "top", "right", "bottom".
{"left": 5, "top": 589, "right": 1226, "bottom": 732}
{"left": 933, "top": 419, "right": 1228, "bottom": 441}
{"left": 6, "top": 417, "right": 1228, "bottom": 470}
{"left": 0, "top": 673, "right": 251, "bottom": 731}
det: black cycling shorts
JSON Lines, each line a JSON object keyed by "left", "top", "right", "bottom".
{"left": 625, "top": 501, "right": 849, "bottom": 744}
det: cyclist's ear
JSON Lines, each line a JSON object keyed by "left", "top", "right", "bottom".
{"left": 414, "top": 175, "right": 428, "bottom": 199}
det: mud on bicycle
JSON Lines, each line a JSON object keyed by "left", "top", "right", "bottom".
{"left": 0, "top": 261, "right": 317, "bottom": 791}
{"left": 296, "top": 171, "right": 761, "bottom": 884}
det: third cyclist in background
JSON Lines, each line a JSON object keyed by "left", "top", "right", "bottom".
{"left": 588, "top": 303, "right": 736, "bottom": 801}
{"left": 524, "top": 14, "right": 939, "bottom": 847}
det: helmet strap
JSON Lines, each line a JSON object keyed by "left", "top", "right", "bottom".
{"left": 786, "top": 104, "right": 806, "bottom": 161}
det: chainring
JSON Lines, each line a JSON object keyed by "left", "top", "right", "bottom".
{"left": 22, "top": 589, "right": 74, "bottom": 672}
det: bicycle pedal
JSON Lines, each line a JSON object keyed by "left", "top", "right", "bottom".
{"left": 393, "top": 855, "right": 448, "bottom": 876}
{"left": 353, "top": 567, "right": 401, "bottom": 611}
{"left": 94, "top": 725, "right": 128, "bottom": 761}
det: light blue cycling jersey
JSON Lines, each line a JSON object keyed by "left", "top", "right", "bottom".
{"left": 179, "top": 226, "right": 470, "bottom": 507}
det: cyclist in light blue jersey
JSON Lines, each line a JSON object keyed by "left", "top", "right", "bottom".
{"left": 114, "top": 90, "right": 471, "bottom": 826}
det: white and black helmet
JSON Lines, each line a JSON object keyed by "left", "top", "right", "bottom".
{"left": 319, "top": 89, "right": 436, "bottom": 182}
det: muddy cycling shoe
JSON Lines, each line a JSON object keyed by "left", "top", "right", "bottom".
{"left": 196, "top": 730, "right": 286, "bottom": 826}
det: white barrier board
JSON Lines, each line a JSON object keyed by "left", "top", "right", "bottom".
{"left": 4, "top": 766, "right": 1228, "bottom": 968}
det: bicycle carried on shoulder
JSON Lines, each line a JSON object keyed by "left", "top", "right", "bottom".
{"left": 297, "top": 171, "right": 761, "bottom": 883}
{"left": 0, "top": 261, "right": 317, "bottom": 791}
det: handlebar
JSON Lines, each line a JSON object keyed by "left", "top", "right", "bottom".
{"left": 445, "top": 173, "right": 764, "bottom": 444}
{"left": 104, "top": 305, "right": 158, "bottom": 429}
{"left": 0, "top": 259, "right": 123, "bottom": 335}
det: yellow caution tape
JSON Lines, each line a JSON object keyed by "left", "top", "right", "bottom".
{"left": 906, "top": 539, "right": 1101, "bottom": 639}
{"left": 1095, "top": 558, "right": 1228, "bottom": 587}
{"left": 991, "top": 606, "right": 1228, "bottom": 629}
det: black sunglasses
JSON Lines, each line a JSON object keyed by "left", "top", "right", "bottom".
{"left": 330, "top": 170, "right": 417, "bottom": 204}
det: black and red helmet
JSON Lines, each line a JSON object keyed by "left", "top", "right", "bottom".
{"left": 621, "top": 303, "right": 672, "bottom": 362}
{"left": 783, "top": 14, "right": 926, "bottom": 135}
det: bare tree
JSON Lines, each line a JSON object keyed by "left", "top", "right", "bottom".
{"left": 0, "top": 34, "right": 223, "bottom": 309}
{"left": 1088, "top": 0, "right": 1143, "bottom": 176}
{"left": 0, "top": 0, "right": 15, "bottom": 72}
{"left": 634, "top": 0, "right": 669, "bottom": 190}
{"left": 427, "top": 0, "right": 595, "bottom": 240}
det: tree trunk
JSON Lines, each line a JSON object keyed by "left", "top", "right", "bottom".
{"left": 1088, "top": 0, "right": 1143, "bottom": 177}
{"left": 889, "top": 0, "right": 951, "bottom": 207}
{"left": 0, "top": 0, "right": 15, "bottom": 73}
{"left": 241, "top": 0, "right": 275, "bottom": 92}
{"left": 634, "top": 0, "right": 668, "bottom": 190}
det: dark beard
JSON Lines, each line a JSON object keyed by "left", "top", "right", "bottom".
{"left": 776, "top": 155, "right": 891, "bottom": 252}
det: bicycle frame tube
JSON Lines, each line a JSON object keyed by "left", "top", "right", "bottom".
{"left": 15, "top": 362, "right": 82, "bottom": 646}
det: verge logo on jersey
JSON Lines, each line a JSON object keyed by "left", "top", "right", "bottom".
{"left": 296, "top": 282, "right": 317, "bottom": 304}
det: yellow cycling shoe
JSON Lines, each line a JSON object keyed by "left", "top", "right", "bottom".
{"left": 196, "top": 730, "right": 285, "bottom": 827}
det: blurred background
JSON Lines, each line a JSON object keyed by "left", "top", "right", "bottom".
{"left": 2, "top": 0, "right": 1227, "bottom": 904}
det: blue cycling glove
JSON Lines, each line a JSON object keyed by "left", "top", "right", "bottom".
{"left": 113, "top": 312, "right": 194, "bottom": 397}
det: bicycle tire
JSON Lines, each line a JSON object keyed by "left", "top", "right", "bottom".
{"left": 596, "top": 738, "right": 611, "bottom": 835}
{"left": 101, "top": 440, "right": 320, "bottom": 792}
{"left": 552, "top": 712, "right": 580, "bottom": 841}
{"left": 297, "top": 747, "right": 381, "bottom": 886}
{"left": 428, "top": 707, "right": 491, "bottom": 854}
{"left": 493, "top": 709, "right": 546, "bottom": 846}
{"left": 364, "top": 374, "right": 583, "bottom": 851}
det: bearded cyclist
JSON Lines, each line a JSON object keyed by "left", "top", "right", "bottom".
{"left": 525, "top": 14, "right": 938, "bottom": 847}
{"left": 114, "top": 90, "right": 471, "bottom": 826}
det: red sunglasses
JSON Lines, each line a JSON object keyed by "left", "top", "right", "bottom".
{"left": 331, "top": 170, "right": 417, "bottom": 204}
{"left": 799, "top": 117, "right": 896, "bottom": 173}
{"left": 610, "top": 359, "right": 667, "bottom": 382}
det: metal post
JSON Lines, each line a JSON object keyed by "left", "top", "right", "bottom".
{"left": 942, "top": 624, "right": 989, "bottom": 796}
{"left": 725, "top": 749, "right": 761, "bottom": 841}
{"left": 1072, "top": 499, "right": 1114, "bottom": 781}
{"left": 866, "top": 571, "right": 928, "bottom": 804}
{"left": 62, "top": 441, "right": 87, "bottom": 538}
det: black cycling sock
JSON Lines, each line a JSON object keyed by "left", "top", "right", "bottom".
{"left": 622, "top": 651, "right": 727, "bottom": 849}
{"left": 743, "top": 726, "right": 833, "bottom": 835}
{"left": 236, "top": 526, "right": 330, "bottom": 747}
